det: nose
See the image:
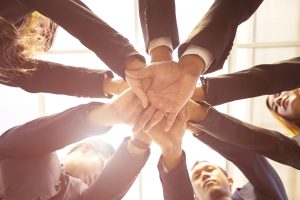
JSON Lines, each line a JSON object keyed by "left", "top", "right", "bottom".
{"left": 201, "top": 172, "right": 210, "bottom": 182}
{"left": 274, "top": 96, "right": 282, "bottom": 107}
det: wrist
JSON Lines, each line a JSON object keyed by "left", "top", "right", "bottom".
{"left": 179, "top": 55, "right": 205, "bottom": 78}
{"left": 150, "top": 46, "right": 173, "bottom": 62}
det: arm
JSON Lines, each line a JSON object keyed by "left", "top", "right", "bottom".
{"left": 1, "top": 59, "right": 121, "bottom": 98}
{"left": 81, "top": 137, "right": 150, "bottom": 200}
{"left": 193, "top": 132, "right": 287, "bottom": 200}
{"left": 195, "top": 58, "right": 300, "bottom": 105}
{"left": 19, "top": 0, "right": 145, "bottom": 78}
{"left": 185, "top": 101, "right": 288, "bottom": 200}
{"left": 187, "top": 101, "right": 300, "bottom": 169}
{"left": 0, "top": 89, "right": 142, "bottom": 158}
{"left": 178, "top": 0, "right": 263, "bottom": 73}
{"left": 138, "top": 0, "right": 179, "bottom": 53}
{"left": 145, "top": 111, "right": 194, "bottom": 200}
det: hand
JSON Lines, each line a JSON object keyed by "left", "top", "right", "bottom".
{"left": 127, "top": 60, "right": 199, "bottom": 133}
{"left": 191, "top": 85, "right": 206, "bottom": 103}
{"left": 146, "top": 110, "right": 187, "bottom": 171}
{"left": 124, "top": 56, "right": 150, "bottom": 108}
{"left": 103, "top": 77, "right": 129, "bottom": 96}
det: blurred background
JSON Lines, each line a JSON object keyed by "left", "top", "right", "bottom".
{"left": 1, "top": 0, "right": 300, "bottom": 199}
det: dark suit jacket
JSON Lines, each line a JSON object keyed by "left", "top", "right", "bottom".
{"left": 0, "top": 0, "right": 144, "bottom": 78}
{"left": 138, "top": 0, "right": 179, "bottom": 52}
{"left": 158, "top": 134, "right": 288, "bottom": 200}
{"left": 0, "top": 102, "right": 149, "bottom": 200}
{"left": 1, "top": 60, "right": 114, "bottom": 98}
{"left": 193, "top": 57, "right": 300, "bottom": 169}
{"left": 205, "top": 57, "right": 300, "bottom": 106}
{"left": 178, "top": 0, "right": 263, "bottom": 73}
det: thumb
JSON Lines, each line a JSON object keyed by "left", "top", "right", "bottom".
{"left": 125, "top": 67, "right": 152, "bottom": 79}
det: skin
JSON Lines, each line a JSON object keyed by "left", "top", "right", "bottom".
{"left": 62, "top": 143, "right": 105, "bottom": 185}
{"left": 267, "top": 89, "right": 300, "bottom": 121}
{"left": 191, "top": 162, "right": 233, "bottom": 200}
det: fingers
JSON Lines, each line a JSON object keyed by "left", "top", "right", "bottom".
{"left": 132, "top": 86, "right": 149, "bottom": 108}
{"left": 127, "top": 100, "right": 143, "bottom": 125}
{"left": 133, "top": 105, "right": 156, "bottom": 133}
{"left": 165, "top": 113, "right": 177, "bottom": 132}
{"left": 125, "top": 67, "right": 152, "bottom": 79}
{"left": 144, "top": 110, "right": 165, "bottom": 132}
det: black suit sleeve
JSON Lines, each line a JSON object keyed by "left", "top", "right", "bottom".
{"left": 19, "top": 0, "right": 145, "bottom": 78}
{"left": 82, "top": 137, "right": 150, "bottom": 200}
{"left": 157, "top": 152, "right": 194, "bottom": 200}
{"left": 178, "top": 0, "right": 263, "bottom": 73}
{"left": 205, "top": 57, "right": 300, "bottom": 105}
{"left": 1, "top": 59, "right": 114, "bottom": 98}
{"left": 194, "top": 132, "right": 288, "bottom": 200}
{"left": 138, "top": 0, "right": 179, "bottom": 52}
{"left": 0, "top": 102, "right": 111, "bottom": 158}
{"left": 192, "top": 108, "right": 300, "bottom": 170}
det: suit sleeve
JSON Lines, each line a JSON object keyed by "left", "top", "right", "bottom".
{"left": 1, "top": 59, "right": 114, "bottom": 98}
{"left": 192, "top": 108, "right": 300, "bottom": 170}
{"left": 194, "top": 132, "right": 288, "bottom": 200}
{"left": 19, "top": 0, "right": 145, "bottom": 78}
{"left": 157, "top": 151, "right": 194, "bottom": 200}
{"left": 0, "top": 102, "right": 111, "bottom": 158}
{"left": 138, "top": 0, "right": 179, "bottom": 52}
{"left": 205, "top": 57, "right": 300, "bottom": 105}
{"left": 81, "top": 137, "right": 150, "bottom": 200}
{"left": 178, "top": 0, "right": 263, "bottom": 73}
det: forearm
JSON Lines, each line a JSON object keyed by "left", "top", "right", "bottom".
{"left": 82, "top": 137, "right": 150, "bottom": 200}
{"left": 0, "top": 102, "right": 111, "bottom": 157}
{"left": 21, "top": 0, "right": 144, "bottom": 78}
{"left": 15, "top": 60, "right": 112, "bottom": 98}
{"left": 205, "top": 59, "right": 300, "bottom": 105}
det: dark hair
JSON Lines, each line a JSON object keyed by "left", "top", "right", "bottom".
{"left": 192, "top": 160, "right": 229, "bottom": 177}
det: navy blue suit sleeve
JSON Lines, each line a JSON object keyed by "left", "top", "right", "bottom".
{"left": 0, "top": 102, "right": 111, "bottom": 158}
{"left": 194, "top": 132, "right": 288, "bottom": 200}
{"left": 138, "top": 0, "right": 179, "bottom": 52}
{"left": 205, "top": 57, "right": 300, "bottom": 105}
{"left": 18, "top": 0, "right": 144, "bottom": 78}
{"left": 192, "top": 108, "right": 300, "bottom": 169}
{"left": 81, "top": 137, "right": 150, "bottom": 200}
{"left": 157, "top": 152, "right": 194, "bottom": 200}
{"left": 178, "top": 0, "right": 263, "bottom": 73}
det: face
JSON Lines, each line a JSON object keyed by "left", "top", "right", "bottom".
{"left": 267, "top": 89, "right": 300, "bottom": 121}
{"left": 37, "top": 16, "right": 57, "bottom": 51}
{"left": 63, "top": 145, "right": 105, "bottom": 185}
{"left": 191, "top": 162, "right": 232, "bottom": 200}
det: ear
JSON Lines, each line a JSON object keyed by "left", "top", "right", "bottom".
{"left": 227, "top": 177, "right": 234, "bottom": 187}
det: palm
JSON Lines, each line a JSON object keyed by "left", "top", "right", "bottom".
{"left": 127, "top": 61, "right": 198, "bottom": 132}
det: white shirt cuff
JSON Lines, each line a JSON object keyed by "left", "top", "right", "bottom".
{"left": 148, "top": 37, "right": 173, "bottom": 53}
{"left": 181, "top": 45, "right": 213, "bottom": 69}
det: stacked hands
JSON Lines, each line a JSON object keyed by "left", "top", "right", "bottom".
{"left": 102, "top": 46, "right": 210, "bottom": 168}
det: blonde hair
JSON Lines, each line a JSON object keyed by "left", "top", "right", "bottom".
{"left": 0, "top": 12, "right": 57, "bottom": 82}
{"left": 266, "top": 93, "right": 300, "bottom": 136}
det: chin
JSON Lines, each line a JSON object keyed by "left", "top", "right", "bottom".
{"left": 207, "top": 187, "right": 229, "bottom": 200}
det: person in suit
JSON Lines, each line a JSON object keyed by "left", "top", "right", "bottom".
{"left": 189, "top": 57, "right": 300, "bottom": 169}
{"left": 0, "top": 0, "right": 151, "bottom": 102}
{"left": 146, "top": 100, "right": 287, "bottom": 200}
{"left": 130, "top": 0, "right": 265, "bottom": 133}
{"left": 0, "top": 16, "right": 128, "bottom": 98}
{"left": 0, "top": 89, "right": 151, "bottom": 200}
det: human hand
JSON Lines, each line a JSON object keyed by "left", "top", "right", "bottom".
{"left": 146, "top": 110, "right": 187, "bottom": 171}
{"left": 103, "top": 77, "right": 129, "bottom": 96}
{"left": 191, "top": 85, "right": 206, "bottom": 103}
{"left": 124, "top": 56, "right": 150, "bottom": 108}
{"left": 127, "top": 60, "right": 199, "bottom": 133}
